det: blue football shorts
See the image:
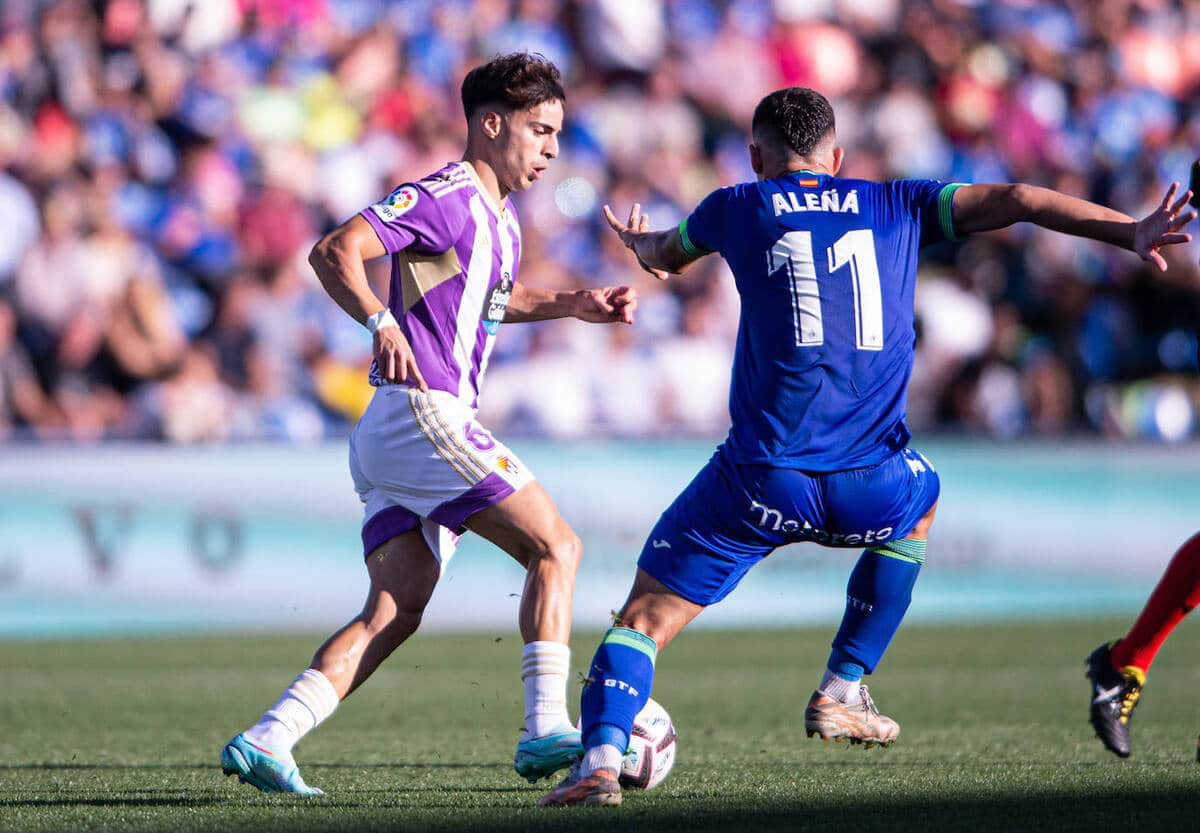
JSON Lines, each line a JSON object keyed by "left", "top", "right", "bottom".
{"left": 637, "top": 445, "right": 941, "bottom": 606}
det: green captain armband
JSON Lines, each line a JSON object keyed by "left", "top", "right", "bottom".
{"left": 938, "top": 182, "right": 968, "bottom": 242}
{"left": 679, "top": 218, "right": 713, "bottom": 258}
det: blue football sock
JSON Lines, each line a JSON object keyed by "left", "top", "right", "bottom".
{"left": 580, "top": 627, "right": 657, "bottom": 753}
{"left": 828, "top": 539, "right": 926, "bottom": 675}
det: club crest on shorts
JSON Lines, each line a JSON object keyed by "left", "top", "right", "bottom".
{"left": 371, "top": 185, "right": 419, "bottom": 222}
{"left": 496, "top": 455, "right": 520, "bottom": 476}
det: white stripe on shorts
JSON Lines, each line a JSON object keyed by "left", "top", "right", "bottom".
{"left": 407, "top": 390, "right": 490, "bottom": 483}
{"left": 420, "top": 391, "right": 492, "bottom": 479}
{"left": 406, "top": 390, "right": 478, "bottom": 484}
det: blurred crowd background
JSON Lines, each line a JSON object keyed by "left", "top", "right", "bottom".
{"left": 1, "top": 0, "right": 1198, "bottom": 444}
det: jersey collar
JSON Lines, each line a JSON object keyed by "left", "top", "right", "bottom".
{"left": 456, "top": 160, "right": 510, "bottom": 219}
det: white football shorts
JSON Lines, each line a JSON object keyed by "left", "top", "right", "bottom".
{"left": 349, "top": 386, "right": 534, "bottom": 567}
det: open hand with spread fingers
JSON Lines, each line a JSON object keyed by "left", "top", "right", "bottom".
{"left": 602, "top": 203, "right": 671, "bottom": 281}
{"left": 1133, "top": 181, "right": 1197, "bottom": 272}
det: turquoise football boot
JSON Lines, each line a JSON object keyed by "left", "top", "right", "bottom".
{"left": 514, "top": 725, "right": 584, "bottom": 783}
{"left": 220, "top": 733, "right": 324, "bottom": 796}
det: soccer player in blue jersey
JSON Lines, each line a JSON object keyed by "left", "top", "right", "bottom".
{"left": 539, "top": 86, "right": 1197, "bottom": 807}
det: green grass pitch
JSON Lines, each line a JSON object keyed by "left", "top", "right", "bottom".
{"left": 2, "top": 620, "right": 1199, "bottom": 832}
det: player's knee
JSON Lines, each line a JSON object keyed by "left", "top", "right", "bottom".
{"left": 367, "top": 602, "right": 426, "bottom": 644}
{"left": 367, "top": 569, "right": 438, "bottom": 644}
{"left": 530, "top": 528, "right": 581, "bottom": 573}
{"left": 908, "top": 501, "right": 938, "bottom": 540}
{"left": 558, "top": 530, "right": 582, "bottom": 570}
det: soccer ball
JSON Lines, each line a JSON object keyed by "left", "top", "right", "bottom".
{"left": 621, "top": 698, "right": 678, "bottom": 790}
{"left": 575, "top": 698, "right": 677, "bottom": 790}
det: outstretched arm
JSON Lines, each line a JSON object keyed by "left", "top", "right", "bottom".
{"left": 309, "top": 214, "right": 428, "bottom": 390}
{"left": 603, "top": 204, "right": 703, "bottom": 278}
{"left": 505, "top": 284, "right": 638, "bottom": 324}
{"left": 953, "top": 182, "right": 1196, "bottom": 271}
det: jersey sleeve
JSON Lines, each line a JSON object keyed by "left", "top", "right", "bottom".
{"left": 891, "top": 179, "right": 969, "bottom": 247}
{"left": 359, "top": 183, "right": 464, "bottom": 255}
{"left": 679, "top": 187, "right": 734, "bottom": 257}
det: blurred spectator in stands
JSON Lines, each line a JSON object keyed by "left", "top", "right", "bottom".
{"left": 0, "top": 0, "right": 1196, "bottom": 443}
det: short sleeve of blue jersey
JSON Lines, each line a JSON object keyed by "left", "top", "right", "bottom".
{"left": 679, "top": 187, "right": 734, "bottom": 257}
{"left": 890, "top": 179, "right": 970, "bottom": 247}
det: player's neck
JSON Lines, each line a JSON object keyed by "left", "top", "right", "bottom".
{"left": 462, "top": 155, "right": 509, "bottom": 210}
{"left": 774, "top": 162, "right": 833, "bottom": 179}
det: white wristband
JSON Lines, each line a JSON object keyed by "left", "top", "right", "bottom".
{"left": 365, "top": 309, "right": 399, "bottom": 334}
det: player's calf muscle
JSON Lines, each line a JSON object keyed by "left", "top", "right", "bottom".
{"left": 616, "top": 572, "right": 703, "bottom": 650}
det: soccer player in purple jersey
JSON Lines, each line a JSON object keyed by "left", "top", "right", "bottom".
{"left": 220, "top": 53, "right": 638, "bottom": 795}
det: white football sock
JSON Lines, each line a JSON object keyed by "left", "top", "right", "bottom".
{"left": 819, "top": 667, "right": 862, "bottom": 704}
{"left": 243, "top": 668, "right": 340, "bottom": 756}
{"left": 521, "top": 641, "right": 571, "bottom": 738}
{"left": 581, "top": 743, "right": 623, "bottom": 777}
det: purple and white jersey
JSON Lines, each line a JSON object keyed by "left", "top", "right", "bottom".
{"left": 360, "top": 161, "right": 521, "bottom": 409}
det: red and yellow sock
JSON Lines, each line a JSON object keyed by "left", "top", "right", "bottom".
{"left": 1110, "top": 532, "right": 1200, "bottom": 675}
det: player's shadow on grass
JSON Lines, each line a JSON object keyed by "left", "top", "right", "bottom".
{"left": 331, "top": 786, "right": 533, "bottom": 800}
{"left": 0, "top": 797, "right": 222, "bottom": 809}
{"left": 0, "top": 761, "right": 487, "bottom": 770}
{"left": 0, "top": 763, "right": 214, "bottom": 771}
{"left": 314, "top": 762, "right": 497, "bottom": 769}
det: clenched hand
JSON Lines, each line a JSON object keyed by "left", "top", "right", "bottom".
{"left": 573, "top": 286, "right": 639, "bottom": 325}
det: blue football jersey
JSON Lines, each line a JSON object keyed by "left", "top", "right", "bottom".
{"left": 680, "top": 170, "right": 965, "bottom": 472}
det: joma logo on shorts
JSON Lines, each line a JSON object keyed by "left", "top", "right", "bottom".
{"left": 604, "top": 678, "right": 640, "bottom": 696}
{"left": 748, "top": 500, "right": 892, "bottom": 546}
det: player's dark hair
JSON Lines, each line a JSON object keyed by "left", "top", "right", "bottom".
{"left": 461, "top": 52, "right": 565, "bottom": 119}
{"left": 751, "top": 88, "right": 836, "bottom": 158}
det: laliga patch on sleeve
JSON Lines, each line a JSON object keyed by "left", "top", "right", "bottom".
{"left": 371, "top": 185, "right": 419, "bottom": 222}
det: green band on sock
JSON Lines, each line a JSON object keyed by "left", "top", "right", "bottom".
{"left": 602, "top": 627, "right": 658, "bottom": 665}
{"left": 870, "top": 537, "right": 927, "bottom": 565}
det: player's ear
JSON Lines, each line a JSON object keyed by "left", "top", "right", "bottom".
{"left": 831, "top": 146, "right": 844, "bottom": 175}
{"left": 749, "top": 143, "right": 764, "bottom": 177}
{"left": 480, "top": 110, "right": 503, "bottom": 140}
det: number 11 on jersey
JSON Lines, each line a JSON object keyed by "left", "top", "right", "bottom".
{"left": 767, "top": 228, "right": 884, "bottom": 351}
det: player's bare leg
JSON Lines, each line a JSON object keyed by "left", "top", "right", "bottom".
{"left": 805, "top": 502, "right": 938, "bottom": 749}
{"left": 540, "top": 570, "right": 703, "bottom": 807}
{"left": 310, "top": 529, "right": 441, "bottom": 697}
{"left": 222, "top": 529, "right": 439, "bottom": 794}
{"left": 467, "top": 481, "right": 581, "bottom": 644}
{"left": 466, "top": 481, "right": 585, "bottom": 781}
{"left": 615, "top": 568, "right": 706, "bottom": 648}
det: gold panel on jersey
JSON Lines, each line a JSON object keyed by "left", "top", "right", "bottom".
{"left": 399, "top": 248, "right": 464, "bottom": 313}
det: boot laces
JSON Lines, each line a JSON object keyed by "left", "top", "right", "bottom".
{"left": 1118, "top": 679, "right": 1142, "bottom": 724}
{"left": 859, "top": 685, "right": 881, "bottom": 718}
